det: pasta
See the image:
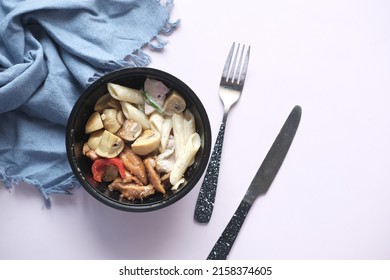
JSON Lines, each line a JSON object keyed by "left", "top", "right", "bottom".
{"left": 83, "top": 78, "right": 201, "bottom": 201}
{"left": 159, "top": 117, "right": 172, "bottom": 152}
{"left": 108, "top": 82, "right": 144, "bottom": 104}
{"left": 170, "top": 133, "right": 201, "bottom": 185}
{"left": 120, "top": 101, "right": 150, "bottom": 129}
{"left": 149, "top": 112, "right": 164, "bottom": 133}
{"left": 183, "top": 109, "right": 196, "bottom": 142}
{"left": 171, "top": 178, "right": 185, "bottom": 191}
{"left": 172, "top": 112, "right": 186, "bottom": 159}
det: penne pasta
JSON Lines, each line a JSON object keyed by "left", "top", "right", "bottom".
{"left": 171, "top": 178, "right": 186, "bottom": 191}
{"left": 108, "top": 83, "right": 144, "bottom": 105}
{"left": 183, "top": 109, "right": 196, "bottom": 166}
{"left": 183, "top": 109, "right": 196, "bottom": 142}
{"left": 172, "top": 112, "right": 186, "bottom": 159}
{"left": 120, "top": 101, "right": 150, "bottom": 129}
{"left": 170, "top": 133, "right": 201, "bottom": 185}
{"left": 159, "top": 117, "right": 173, "bottom": 153}
{"left": 149, "top": 112, "right": 164, "bottom": 133}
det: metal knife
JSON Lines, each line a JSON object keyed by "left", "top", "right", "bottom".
{"left": 207, "top": 105, "right": 302, "bottom": 260}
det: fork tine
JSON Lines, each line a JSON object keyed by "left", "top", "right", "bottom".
{"left": 239, "top": 45, "right": 251, "bottom": 85}
{"left": 222, "top": 42, "right": 235, "bottom": 80}
{"left": 233, "top": 44, "right": 245, "bottom": 84}
{"left": 228, "top": 43, "right": 240, "bottom": 82}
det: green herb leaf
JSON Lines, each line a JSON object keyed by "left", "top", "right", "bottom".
{"left": 141, "top": 89, "right": 164, "bottom": 113}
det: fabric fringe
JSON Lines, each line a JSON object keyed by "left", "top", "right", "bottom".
{"left": 148, "top": 35, "right": 168, "bottom": 50}
{"left": 161, "top": 19, "right": 181, "bottom": 35}
{"left": 164, "top": 0, "right": 174, "bottom": 13}
{"left": 1, "top": 170, "right": 80, "bottom": 208}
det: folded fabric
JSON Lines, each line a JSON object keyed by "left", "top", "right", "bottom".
{"left": 0, "top": 0, "right": 179, "bottom": 206}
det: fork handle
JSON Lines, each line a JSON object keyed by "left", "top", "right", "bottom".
{"left": 194, "top": 120, "right": 227, "bottom": 224}
{"left": 207, "top": 199, "right": 252, "bottom": 260}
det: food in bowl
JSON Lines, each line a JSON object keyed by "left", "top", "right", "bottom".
{"left": 67, "top": 68, "right": 211, "bottom": 212}
{"left": 81, "top": 78, "right": 201, "bottom": 201}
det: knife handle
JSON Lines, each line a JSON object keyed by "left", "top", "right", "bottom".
{"left": 207, "top": 199, "right": 252, "bottom": 260}
{"left": 194, "top": 121, "right": 226, "bottom": 223}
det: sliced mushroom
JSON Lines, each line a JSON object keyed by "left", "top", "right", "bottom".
{"left": 117, "top": 119, "right": 142, "bottom": 142}
{"left": 101, "top": 109, "right": 122, "bottom": 134}
{"left": 85, "top": 112, "right": 104, "bottom": 134}
{"left": 131, "top": 129, "right": 161, "bottom": 156}
{"left": 117, "top": 111, "right": 125, "bottom": 126}
{"left": 144, "top": 157, "right": 165, "bottom": 194}
{"left": 95, "top": 130, "right": 124, "bottom": 158}
{"left": 94, "top": 94, "right": 121, "bottom": 113}
{"left": 162, "top": 91, "right": 186, "bottom": 116}
{"left": 108, "top": 179, "right": 155, "bottom": 200}
{"left": 87, "top": 130, "right": 104, "bottom": 150}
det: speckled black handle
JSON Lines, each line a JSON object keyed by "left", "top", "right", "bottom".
{"left": 207, "top": 199, "right": 252, "bottom": 260}
{"left": 194, "top": 121, "right": 227, "bottom": 223}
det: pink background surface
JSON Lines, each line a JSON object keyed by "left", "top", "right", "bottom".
{"left": 1, "top": 0, "right": 390, "bottom": 259}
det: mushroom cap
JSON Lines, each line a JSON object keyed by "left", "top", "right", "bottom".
{"left": 85, "top": 112, "right": 104, "bottom": 134}
{"left": 117, "top": 119, "right": 142, "bottom": 142}
{"left": 94, "top": 94, "right": 121, "bottom": 113}
{"left": 101, "top": 109, "right": 122, "bottom": 133}
{"left": 163, "top": 91, "right": 186, "bottom": 116}
{"left": 95, "top": 130, "right": 125, "bottom": 158}
{"left": 131, "top": 129, "right": 161, "bottom": 156}
{"left": 87, "top": 130, "right": 104, "bottom": 150}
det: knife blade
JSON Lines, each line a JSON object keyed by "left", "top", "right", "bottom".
{"left": 207, "top": 105, "right": 302, "bottom": 260}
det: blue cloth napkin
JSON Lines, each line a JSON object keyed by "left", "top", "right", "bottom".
{"left": 0, "top": 0, "right": 179, "bottom": 206}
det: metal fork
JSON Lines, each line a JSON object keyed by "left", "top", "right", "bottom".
{"left": 194, "top": 42, "right": 251, "bottom": 223}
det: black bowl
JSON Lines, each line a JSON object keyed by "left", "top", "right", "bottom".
{"left": 66, "top": 68, "right": 211, "bottom": 212}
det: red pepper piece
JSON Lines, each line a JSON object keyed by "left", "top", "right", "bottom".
{"left": 91, "top": 158, "right": 126, "bottom": 182}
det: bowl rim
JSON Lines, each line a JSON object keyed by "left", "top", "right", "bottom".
{"left": 66, "top": 67, "right": 212, "bottom": 212}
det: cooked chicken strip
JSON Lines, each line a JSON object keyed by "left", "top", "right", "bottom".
{"left": 119, "top": 146, "right": 148, "bottom": 185}
{"left": 82, "top": 143, "right": 100, "bottom": 161}
{"left": 109, "top": 179, "right": 155, "bottom": 200}
{"left": 123, "top": 170, "right": 143, "bottom": 186}
{"left": 144, "top": 157, "right": 165, "bottom": 194}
